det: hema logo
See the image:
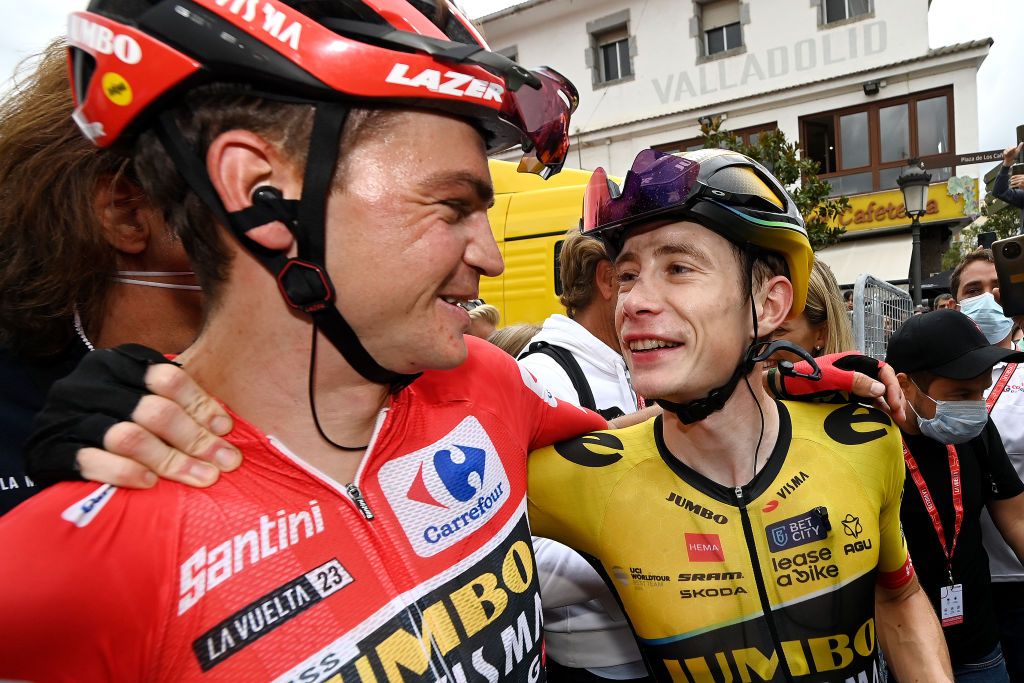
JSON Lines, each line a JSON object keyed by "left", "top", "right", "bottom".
{"left": 379, "top": 417, "right": 510, "bottom": 557}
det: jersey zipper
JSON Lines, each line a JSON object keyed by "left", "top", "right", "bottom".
{"left": 346, "top": 483, "right": 375, "bottom": 520}
{"left": 734, "top": 485, "right": 795, "bottom": 683}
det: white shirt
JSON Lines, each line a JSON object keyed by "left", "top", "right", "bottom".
{"left": 518, "top": 314, "right": 647, "bottom": 678}
{"left": 980, "top": 361, "right": 1024, "bottom": 581}
{"left": 518, "top": 314, "right": 639, "bottom": 416}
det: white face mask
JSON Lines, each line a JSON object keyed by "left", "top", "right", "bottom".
{"left": 959, "top": 292, "right": 1013, "bottom": 345}
{"left": 112, "top": 270, "right": 202, "bottom": 291}
{"left": 911, "top": 380, "right": 988, "bottom": 444}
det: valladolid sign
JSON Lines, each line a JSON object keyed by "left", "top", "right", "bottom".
{"left": 652, "top": 21, "right": 887, "bottom": 105}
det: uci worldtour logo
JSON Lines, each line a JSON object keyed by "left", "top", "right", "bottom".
{"left": 378, "top": 417, "right": 510, "bottom": 557}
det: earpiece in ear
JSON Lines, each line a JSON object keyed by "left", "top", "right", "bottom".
{"left": 252, "top": 185, "right": 284, "bottom": 205}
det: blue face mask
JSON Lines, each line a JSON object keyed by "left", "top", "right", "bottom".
{"left": 912, "top": 381, "right": 988, "bottom": 444}
{"left": 959, "top": 292, "right": 1013, "bottom": 345}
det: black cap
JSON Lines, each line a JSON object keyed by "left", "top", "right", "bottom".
{"left": 886, "top": 309, "right": 1024, "bottom": 379}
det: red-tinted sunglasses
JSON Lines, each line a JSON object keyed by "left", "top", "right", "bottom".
{"left": 507, "top": 67, "right": 579, "bottom": 179}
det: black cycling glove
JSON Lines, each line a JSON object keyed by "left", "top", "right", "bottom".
{"left": 25, "top": 344, "right": 175, "bottom": 486}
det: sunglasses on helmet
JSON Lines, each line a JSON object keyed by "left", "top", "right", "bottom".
{"left": 504, "top": 67, "right": 579, "bottom": 179}
{"left": 582, "top": 149, "right": 702, "bottom": 238}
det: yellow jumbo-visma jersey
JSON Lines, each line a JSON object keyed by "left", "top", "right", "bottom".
{"left": 528, "top": 401, "right": 913, "bottom": 683}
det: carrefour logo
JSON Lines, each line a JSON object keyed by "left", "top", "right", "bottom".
{"left": 434, "top": 445, "right": 487, "bottom": 502}
{"left": 379, "top": 417, "right": 510, "bottom": 557}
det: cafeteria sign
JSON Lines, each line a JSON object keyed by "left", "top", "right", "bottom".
{"left": 828, "top": 178, "right": 978, "bottom": 234}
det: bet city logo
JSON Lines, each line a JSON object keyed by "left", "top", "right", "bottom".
{"left": 378, "top": 416, "right": 510, "bottom": 557}
{"left": 765, "top": 509, "right": 830, "bottom": 553}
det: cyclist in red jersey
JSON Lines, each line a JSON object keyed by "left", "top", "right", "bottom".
{"left": 0, "top": 1, "right": 599, "bottom": 680}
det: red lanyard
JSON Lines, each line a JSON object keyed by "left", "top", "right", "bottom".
{"left": 986, "top": 363, "right": 1017, "bottom": 413}
{"left": 902, "top": 439, "right": 963, "bottom": 585}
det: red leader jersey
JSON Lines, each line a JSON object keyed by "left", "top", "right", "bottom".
{"left": 0, "top": 337, "right": 604, "bottom": 682}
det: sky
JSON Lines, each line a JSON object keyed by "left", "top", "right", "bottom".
{"left": 1, "top": 0, "right": 1020, "bottom": 151}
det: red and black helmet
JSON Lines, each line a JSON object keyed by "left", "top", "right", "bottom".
{"left": 68, "top": 0, "right": 578, "bottom": 177}
{"left": 66, "top": 0, "right": 581, "bottom": 387}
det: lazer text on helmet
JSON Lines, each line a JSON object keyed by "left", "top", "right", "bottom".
{"left": 385, "top": 64, "right": 504, "bottom": 103}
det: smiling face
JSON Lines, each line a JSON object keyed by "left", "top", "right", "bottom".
{"left": 324, "top": 111, "right": 503, "bottom": 374}
{"left": 613, "top": 220, "right": 764, "bottom": 402}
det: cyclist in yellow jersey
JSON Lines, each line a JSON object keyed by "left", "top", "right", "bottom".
{"left": 527, "top": 149, "right": 951, "bottom": 682}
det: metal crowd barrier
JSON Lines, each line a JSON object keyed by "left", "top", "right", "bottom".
{"left": 851, "top": 274, "right": 914, "bottom": 360}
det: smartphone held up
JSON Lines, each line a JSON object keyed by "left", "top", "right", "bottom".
{"left": 993, "top": 235, "right": 1024, "bottom": 318}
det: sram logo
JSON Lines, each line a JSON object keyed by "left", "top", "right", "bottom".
{"left": 378, "top": 416, "right": 511, "bottom": 557}
{"left": 69, "top": 15, "right": 142, "bottom": 65}
{"left": 385, "top": 64, "right": 505, "bottom": 103}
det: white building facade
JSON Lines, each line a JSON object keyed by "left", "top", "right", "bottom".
{"left": 480, "top": 0, "right": 991, "bottom": 288}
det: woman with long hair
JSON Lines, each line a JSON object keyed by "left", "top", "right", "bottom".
{"left": 770, "top": 258, "right": 855, "bottom": 360}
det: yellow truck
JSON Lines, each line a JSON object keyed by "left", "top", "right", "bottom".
{"left": 481, "top": 160, "right": 597, "bottom": 326}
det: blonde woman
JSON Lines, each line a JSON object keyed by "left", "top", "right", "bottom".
{"left": 770, "top": 258, "right": 855, "bottom": 361}
{"left": 466, "top": 300, "right": 500, "bottom": 339}
{"left": 487, "top": 323, "right": 541, "bottom": 357}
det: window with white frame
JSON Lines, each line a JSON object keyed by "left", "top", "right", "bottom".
{"left": 596, "top": 26, "right": 632, "bottom": 82}
{"left": 823, "top": 0, "right": 870, "bottom": 24}
{"left": 701, "top": 0, "right": 742, "bottom": 56}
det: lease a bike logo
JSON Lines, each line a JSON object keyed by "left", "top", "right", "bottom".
{"left": 824, "top": 403, "right": 892, "bottom": 445}
{"left": 765, "top": 508, "right": 830, "bottom": 553}
{"left": 379, "top": 416, "right": 510, "bottom": 557}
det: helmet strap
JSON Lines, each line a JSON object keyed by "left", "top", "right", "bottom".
{"left": 153, "top": 106, "right": 419, "bottom": 389}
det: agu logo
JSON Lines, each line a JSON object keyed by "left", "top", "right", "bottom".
{"left": 379, "top": 417, "right": 511, "bottom": 557}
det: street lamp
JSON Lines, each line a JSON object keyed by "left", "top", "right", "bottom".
{"left": 897, "top": 159, "right": 932, "bottom": 305}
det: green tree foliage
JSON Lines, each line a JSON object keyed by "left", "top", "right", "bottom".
{"left": 941, "top": 201, "right": 1021, "bottom": 270}
{"left": 698, "top": 117, "right": 849, "bottom": 250}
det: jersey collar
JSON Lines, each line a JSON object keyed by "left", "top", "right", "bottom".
{"left": 654, "top": 401, "right": 793, "bottom": 506}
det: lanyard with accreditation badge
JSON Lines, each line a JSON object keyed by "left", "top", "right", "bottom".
{"left": 902, "top": 438, "right": 964, "bottom": 627}
{"left": 985, "top": 363, "right": 1017, "bottom": 413}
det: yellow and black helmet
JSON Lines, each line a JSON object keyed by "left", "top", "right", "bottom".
{"left": 582, "top": 148, "right": 813, "bottom": 317}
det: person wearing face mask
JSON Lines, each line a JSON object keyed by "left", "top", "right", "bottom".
{"left": 959, "top": 292, "right": 1014, "bottom": 347}
{"left": 887, "top": 309, "right": 1024, "bottom": 682}
{"left": 0, "top": 40, "right": 202, "bottom": 515}
{"left": 951, "top": 249, "right": 1024, "bottom": 680}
